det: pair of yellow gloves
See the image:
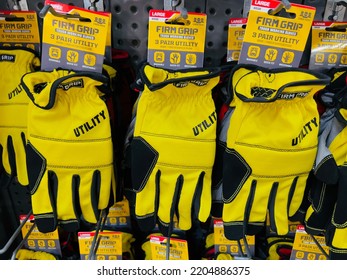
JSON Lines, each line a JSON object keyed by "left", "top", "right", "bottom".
{"left": 0, "top": 47, "right": 116, "bottom": 233}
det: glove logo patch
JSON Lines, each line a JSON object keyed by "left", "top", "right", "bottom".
{"left": 0, "top": 54, "right": 15, "bottom": 62}
{"left": 292, "top": 117, "right": 318, "bottom": 146}
{"left": 74, "top": 110, "right": 107, "bottom": 137}
{"left": 278, "top": 91, "right": 309, "bottom": 99}
{"left": 193, "top": 111, "right": 217, "bottom": 136}
{"left": 251, "top": 87, "right": 275, "bottom": 98}
{"left": 173, "top": 79, "right": 209, "bottom": 88}
{"left": 8, "top": 83, "right": 23, "bottom": 100}
{"left": 58, "top": 78, "right": 84, "bottom": 91}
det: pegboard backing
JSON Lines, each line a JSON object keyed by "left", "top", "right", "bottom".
{"left": 204, "top": 0, "right": 243, "bottom": 66}
{"left": 110, "top": 0, "right": 162, "bottom": 66}
{"left": 304, "top": 0, "right": 327, "bottom": 20}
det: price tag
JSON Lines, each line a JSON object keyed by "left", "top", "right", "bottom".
{"left": 147, "top": 9, "right": 206, "bottom": 69}
{"left": 41, "top": 0, "right": 110, "bottom": 72}
{"left": 309, "top": 21, "right": 347, "bottom": 70}
{"left": 78, "top": 231, "right": 123, "bottom": 260}
{"left": 0, "top": 11, "right": 40, "bottom": 53}
{"left": 239, "top": 0, "right": 315, "bottom": 68}
{"left": 20, "top": 215, "right": 62, "bottom": 257}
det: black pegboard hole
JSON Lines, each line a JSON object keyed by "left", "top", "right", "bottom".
{"left": 131, "top": 40, "right": 140, "bottom": 48}
{"left": 116, "top": 23, "right": 122, "bottom": 29}
{"left": 207, "top": 41, "right": 213, "bottom": 47}
{"left": 225, "top": 8, "right": 232, "bottom": 15}
{"left": 37, "top": 2, "right": 44, "bottom": 10}
{"left": 132, "top": 23, "right": 138, "bottom": 30}
{"left": 208, "top": 25, "right": 214, "bottom": 31}
{"left": 114, "top": 5, "right": 121, "bottom": 13}
{"left": 117, "top": 39, "right": 124, "bottom": 46}
{"left": 130, "top": 5, "right": 138, "bottom": 14}
{"left": 195, "top": 7, "right": 202, "bottom": 13}
{"left": 209, "top": 8, "right": 216, "bottom": 16}
{"left": 146, "top": 6, "right": 153, "bottom": 13}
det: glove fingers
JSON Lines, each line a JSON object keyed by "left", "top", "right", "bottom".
{"left": 174, "top": 170, "right": 211, "bottom": 231}
{"left": 326, "top": 166, "right": 347, "bottom": 259}
{"left": 9, "top": 132, "right": 29, "bottom": 186}
{"left": 223, "top": 180, "right": 259, "bottom": 240}
{"left": 287, "top": 176, "right": 307, "bottom": 218}
{"left": 31, "top": 171, "right": 57, "bottom": 233}
{"left": 54, "top": 170, "right": 80, "bottom": 232}
{"left": 304, "top": 181, "right": 337, "bottom": 235}
{"left": 0, "top": 135, "right": 11, "bottom": 176}
{"left": 135, "top": 170, "right": 158, "bottom": 232}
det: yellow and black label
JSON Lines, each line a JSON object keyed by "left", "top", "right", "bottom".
{"left": 105, "top": 197, "right": 131, "bottom": 230}
{"left": 290, "top": 225, "right": 329, "bottom": 260}
{"left": 239, "top": 0, "right": 315, "bottom": 68}
{"left": 20, "top": 215, "right": 62, "bottom": 257}
{"left": 227, "top": 18, "right": 247, "bottom": 62}
{"left": 0, "top": 11, "right": 40, "bottom": 52}
{"left": 310, "top": 21, "right": 347, "bottom": 70}
{"left": 78, "top": 231, "right": 123, "bottom": 260}
{"left": 149, "top": 235, "right": 189, "bottom": 260}
{"left": 41, "top": 1, "right": 110, "bottom": 73}
{"left": 213, "top": 219, "right": 255, "bottom": 259}
{"left": 147, "top": 9, "right": 206, "bottom": 69}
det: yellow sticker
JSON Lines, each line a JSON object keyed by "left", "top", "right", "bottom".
{"left": 106, "top": 197, "right": 131, "bottom": 229}
{"left": 149, "top": 235, "right": 189, "bottom": 260}
{"left": 310, "top": 21, "right": 347, "bottom": 70}
{"left": 41, "top": 1, "right": 110, "bottom": 72}
{"left": 0, "top": 11, "right": 40, "bottom": 52}
{"left": 20, "top": 215, "right": 62, "bottom": 257}
{"left": 78, "top": 231, "right": 123, "bottom": 260}
{"left": 148, "top": 9, "right": 206, "bottom": 69}
{"left": 290, "top": 225, "right": 329, "bottom": 260}
{"left": 239, "top": 0, "right": 315, "bottom": 68}
{"left": 227, "top": 18, "right": 247, "bottom": 62}
{"left": 213, "top": 219, "right": 255, "bottom": 258}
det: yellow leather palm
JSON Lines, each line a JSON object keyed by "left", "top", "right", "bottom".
{"left": 0, "top": 47, "right": 40, "bottom": 185}
{"left": 221, "top": 64, "right": 330, "bottom": 240}
{"left": 131, "top": 64, "right": 220, "bottom": 234}
{"left": 21, "top": 69, "right": 115, "bottom": 233}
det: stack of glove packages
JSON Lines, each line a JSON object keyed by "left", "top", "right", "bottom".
{"left": 304, "top": 68, "right": 347, "bottom": 260}
{"left": 0, "top": 47, "right": 40, "bottom": 186}
{"left": 212, "top": 64, "right": 331, "bottom": 241}
{"left": 20, "top": 68, "right": 117, "bottom": 233}
{"left": 125, "top": 63, "right": 220, "bottom": 236}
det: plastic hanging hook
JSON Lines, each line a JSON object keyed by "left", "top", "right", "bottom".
{"left": 171, "top": 0, "right": 181, "bottom": 11}
{"left": 268, "top": 0, "right": 292, "bottom": 15}
{"left": 12, "top": 0, "right": 21, "bottom": 11}
{"left": 39, "top": 4, "right": 90, "bottom": 21}
{"left": 88, "top": 0, "right": 97, "bottom": 11}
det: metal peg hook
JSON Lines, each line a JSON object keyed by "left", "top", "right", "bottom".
{"left": 0, "top": 210, "right": 32, "bottom": 256}
{"left": 12, "top": 0, "right": 21, "bottom": 11}
{"left": 88, "top": 0, "right": 97, "bottom": 11}
{"left": 39, "top": 4, "right": 87, "bottom": 21}
{"left": 281, "top": 0, "right": 292, "bottom": 10}
{"left": 171, "top": 0, "right": 181, "bottom": 11}
{"left": 268, "top": 0, "right": 292, "bottom": 15}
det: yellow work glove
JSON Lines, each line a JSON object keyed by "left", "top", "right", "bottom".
{"left": 130, "top": 64, "right": 220, "bottom": 235}
{"left": 21, "top": 69, "right": 115, "bottom": 233}
{"left": 0, "top": 47, "right": 40, "bottom": 185}
{"left": 220, "top": 64, "right": 330, "bottom": 240}
{"left": 15, "top": 249, "right": 58, "bottom": 260}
